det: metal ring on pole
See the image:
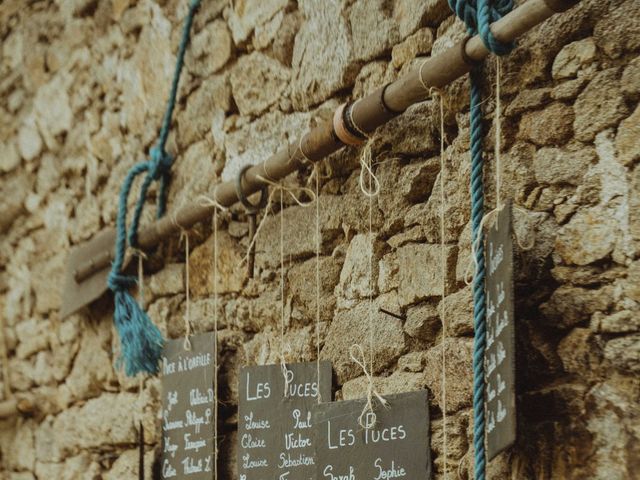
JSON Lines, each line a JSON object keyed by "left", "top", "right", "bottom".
{"left": 235, "top": 165, "right": 268, "bottom": 214}
{"left": 344, "top": 102, "right": 369, "bottom": 140}
{"left": 333, "top": 103, "right": 366, "bottom": 146}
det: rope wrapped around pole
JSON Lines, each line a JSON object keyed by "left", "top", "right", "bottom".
{"left": 60, "top": 0, "right": 582, "bottom": 322}
{"left": 108, "top": 0, "right": 201, "bottom": 377}
{"left": 447, "top": 1, "right": 514, "bottom": 479}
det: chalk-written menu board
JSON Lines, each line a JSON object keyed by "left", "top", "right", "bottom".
{"left": 485, "top": 202, "right": 516, "bottom": 460}
{"left": 313, "top": 390, "right": 431, "bottom": 479}
{"left": 161, "top": 333, "right": 216, "bottom": 479}
{"left": 238, "top": 361, "right": 332, "bottom": 480}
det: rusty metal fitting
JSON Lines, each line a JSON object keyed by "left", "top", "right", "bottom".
{"left": 333, "top": 103, "right": 366, "bottom": 146}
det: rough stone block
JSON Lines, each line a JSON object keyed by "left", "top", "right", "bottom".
{"left": 574, "top": 68, "right": 629, "bottom": 142}
{"left": 518, "top": 102, "right": 574, "bottom": 146}
{"left": 533, "top": 144, "right": 596, "bottom": 186}
{"left": 593, "top": 0, "right": 640, "bottom": 59}
{"left": 541, "top": 284, "right": 613, "bottom": 329}
{"left": 379, "top": 243, "right": 457, "bottom": 307}
{"left": 230, "top": 52, "right": 290, "bottom": 116}
{"left": 391, "top": 28, "right": 434, "bottom": 68}
{"left": 555, "top": 205, "right": 618, "bottom": 265}
{"left": 189, "top": 230, "right": 245, "bottom": 297}
{"left": 615, "top": 105, "right": 640, "bottom": 166}
{"left": 341, "top": 370, "right": 428, "bottom": 400}
{"left": 291, "top": 0, "right": 359, "bottom": 108}
{"left": 288, "top": 255, "right": 343, "bottom": 322}
{"left": 604, "top": 334, "right": 640, "bottom": 374}
{"left": 227, "top": 0, "right": 287, "bottom": 44}
{"left": 51, "top": 393, "right": 138, "bottom": 456}
{"left": 405, "top": 302, "right": 440, "bottom": 342}
{"left": 551, "top": 37, "right": 597, "bottom": 80}
{"left": 321, "top": 301, "right": 405, "bottom": 384}
{"left": 423, "top": 338, "right": 473, "bottom": 413}
{"left": 336, "top": 234, "right": 385, "bottom": 304}
{"left": 185, "top": 20, "right": 232, "bottom": 77}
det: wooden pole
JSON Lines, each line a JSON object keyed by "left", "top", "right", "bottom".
{"left": 0, "top": 396, "right": 35, "bottom": 419}
{"left": 72, "top": 0, "right": 579, "bottom": 283}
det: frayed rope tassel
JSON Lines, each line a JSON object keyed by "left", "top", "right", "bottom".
{"left": 109, "top": 273, "right": 164, "bottom": 376}
{"left": 107, "top": 0, "right": 201, "bottom": 376}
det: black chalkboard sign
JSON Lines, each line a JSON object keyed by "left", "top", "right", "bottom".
{"left": 237, "top": 361, "right": 332, "bottom": 480}
{"left": 313, "top": 390, "right": 431, "bottom": 479}
{"left": 161, "top": 333, "right": 216, "bottom": 479}
{"left": 484, "top": 202, "right": 516, "bottom": 460}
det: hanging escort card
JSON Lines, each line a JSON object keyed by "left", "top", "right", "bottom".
{"left": 312, "top": 390, "right": 431, "bottom": 479}
{"left": 484, "top": 201, "right": 516, "bottom": 460}
{"left": 161, "top": 333, "right": 216, "bottom": 479}
{"left": 238, "top": 361, "right": 332, "bottom": 480}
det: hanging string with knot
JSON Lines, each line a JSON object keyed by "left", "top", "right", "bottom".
{"left": 107, "top": 0, "right": 201, "bottom": 377}
{"left": 446, "top": 1, "right": 514, "bottom": 479}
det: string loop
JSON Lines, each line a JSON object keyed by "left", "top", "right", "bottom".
{"left": 447, "top": 2, "right": 515, "bottom": 478}
{"left": 107, "top": 0, "right": 202, "bottom": 376}
{"left": 358, "top": 142, "right": 380, "bottom": 198}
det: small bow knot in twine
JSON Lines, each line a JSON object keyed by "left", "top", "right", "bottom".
{"left": 280, "top": 343, "right": 294, "bottom": 398}
{"left": 350, "top": 344, "right": 389, "bottom": 429}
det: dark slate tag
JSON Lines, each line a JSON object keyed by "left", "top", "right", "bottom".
{"left": 237, "top": 361, "right": 332, "bottom": 480}
{"left": 161, "top": 333, "right": 216, "bottom": 479}
{"left": 313, "top": 390, "right": 431, "bottom": 479}
{"left": 485, "top": 201, "right": 517, "bottom": 460}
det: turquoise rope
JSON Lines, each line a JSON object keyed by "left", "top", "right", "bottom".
{"left": 447, "top": 1, "right": 513, "bottom": 479}
{"left": 108, "top": 0, "right": 201, "bottom": 377}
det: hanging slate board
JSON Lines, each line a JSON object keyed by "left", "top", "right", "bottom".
{"left": 237, "top": 361, "right": 332, "bottom": 480}
{"left": 484, "top": 201, "right": 516, "bottom": 460}
{"left": 312, "top": 390, "right": 431, "bottom": 479}
{"left": 161, "top": 333, "right": 216, "bottom": 479}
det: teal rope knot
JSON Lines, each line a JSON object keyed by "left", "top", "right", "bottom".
{"left": 149, "top": 145, "right": 173, "bottom": 181}
{"left": 449, "top": 0, "right": 514, "bottom": 55}
{"left": 447, "top": 1, "right": 514, "bottom": 480}
{"left": 107, "top": 0, "right": 201, "bottom": 377}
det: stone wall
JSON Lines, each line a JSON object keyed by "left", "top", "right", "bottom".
{"left": 1, "top": 0, "right": 639, "bottom": 478}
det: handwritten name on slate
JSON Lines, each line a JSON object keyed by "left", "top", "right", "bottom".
{"left": 238, "top": 361, "right": 332, "bottom": 480}
{"left": 485, "top": 202, "right": 516, "bottom": 460}
{"left": 313, "top": 390, "right": 431, "bottom": 480}
{"left": 161, "top": 333, "right": 216, "bottom": 479}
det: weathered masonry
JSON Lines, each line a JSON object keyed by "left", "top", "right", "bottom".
{"left": 0, "top": 0, "right": 639, "bottom": 479}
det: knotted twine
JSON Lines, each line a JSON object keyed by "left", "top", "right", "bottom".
{"left": 431, "top": 87, "right": 451, "bottom": 478}
{"left": 237, "top": 169, "right": 316, "bottom": 395}
{"left": 446, "top": 1, "right": 514, "bottom": 479}
{"left": 353, "top": 141, "right": 388, "bottom": 429}
{"left": 107, "top": 0, "right": 201, "bottom": 376}
{"left": 296, "top": 134, "right": 326, "bottom": 405}
{"left": 198, "top": 190, "right": 228, "bottom": 480}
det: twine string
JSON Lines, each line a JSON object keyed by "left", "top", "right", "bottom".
{"left": 495, "top": 57, "right": 503, "bottom": 212}
{"left": 133, "top": 248, "right": 148, "bottom": 306}
{"left": 181, "top": 230, "right": 192, "bottom": 351}
{"left": 432, "top": 87, "right": 450, "bottom": 479}
{"left": 351, "top": 142, "right": 386, "bottom": 429}
{"left": 279, "top": 189, "right": 291, "bottom": 397}
{"left": 350, "top": 344, "right": 389, "bottom": 429}
{"left": 238, "top": 176, "right": 315, "bottom": 268}
{"left": 463, "top": 59, "right": 533, "bottom": 286}
{"left": 208, "top": 192, "right": 228, "bottom": 480}
{"left": 315, "top": 164, "right": 323, "bottom": 403}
